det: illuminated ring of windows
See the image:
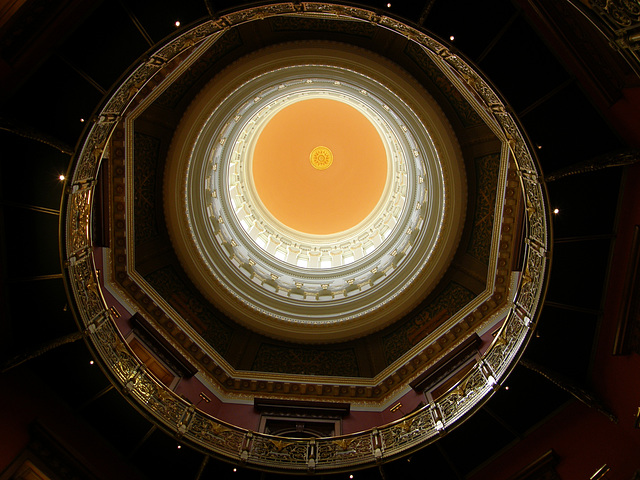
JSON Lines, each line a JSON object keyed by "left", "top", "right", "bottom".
{"left": 201, "top": 68, "right": 434, "bottom": 294}
{"left": 197, "top": 69, "right": 434, "bottom": 303}
{"left": 222, "top": 71, "right": 410, "bottom": 271}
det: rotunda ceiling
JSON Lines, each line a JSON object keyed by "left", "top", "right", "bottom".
{"left": 162, "top": 41, "right": 466, "bottom": 342}
{"left": 62, "top": 2, "right": 550, "bottom": 474}
{"left": 252, "top": 98, "right": 388, "bottom": 235}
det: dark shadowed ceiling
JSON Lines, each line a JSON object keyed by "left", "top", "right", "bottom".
{"left": 0, "top": 1, "right": 631, "bottom": 479}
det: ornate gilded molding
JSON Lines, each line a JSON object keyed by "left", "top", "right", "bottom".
{"left": 62, "top": 3, "right": 550, "bottom": 473}
{"left": 545, "top": 148, "right": 640, "bottom": 182}
{"left": 571, "top": 0, "right": 640, "bottom": 76}
{"left": 162, "top": 49, "right": 457, "bottom": 340}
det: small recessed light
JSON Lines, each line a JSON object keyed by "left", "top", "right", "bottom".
{"left": 505, "top": 385, "right": 510, "bottom": 390}
{"left": 58, "top": 174, "right": 66, "bottom": 181}
{"left": 89, "top": 360, "right": 94, "bottom": 365}
{"left": 537, "top": 144, "right": 542, "bottom": 149}
{"left": 233, "top": 468, "right": 237, "bottom": 472}
{"left": 386, "top": 2, "right": 391, "bottom": 7}
{"left": 350, "top": 475, "right": 354, "bottom": 479}
{"left": 449, "top": 35, "right": 455, "bottom": 41}
{"left": 80, "top": 118, "right": 85, "bottom": 122}
{"left": 177, "top": 444, "right": 182, "bottom": 449}
{"left": 175, "top": 20, "right": 180, "bottom": 27}
{"left": 553, "top": 208, "right": 559, "bottom": 214}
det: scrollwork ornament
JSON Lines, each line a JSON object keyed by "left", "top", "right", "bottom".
{"left": 146, "top": 387, "right": 187, "bottom": 426}
{"left": 592, "top": 0, "right": 639, "bottom": 27}
{"left": 333, "top": 4, "right": 376, "bottom": 22}
{"left": 62, "top": 3, "right": 550, "bottom": 472}
{"left": 316, "top": 435, "right": 374, "bottom": 466}
{"left": 380, "top": 16, "right": 415, "bottom": 36}
{"left": 224, "top": 4, "right": 296, "bottom": 25}
{"left": 302, "top": 3, "right": 335, "bottom": 14}
{"left": 92, "top": 322, "right": 122, "bottom": 368}
{"left": 191, "top": 417, "right": 245, "bottom": 453}
{"left": 129, "top": 372, "right": 159, "bottom": 403}
{"left": 418, "top": 36, "right": 449, "bottom": 56}
{"left": 623, "top": 0, "right": 640, "bottom": 16}
{"left": 516, "top": 246, "right": 545, "bottom": 315}
{"left": 303, "top": 3, "right": 374, "bottom": 23}
{"left": 484, "top": 312, "right": 526, "bottom": 375}
{"left": 522, "top": 175, "right": 547, "bottom": 246}
{"left": 484, "top": 340, "right": 509, "bottom": 375}
{"left": 491, "top": 112, "right": 537, "bottom": 174}
{"left": 439, "top": 367, "right": 486, "bottom": 420}
{"left": 156, "top": 21, "right": 222, "bottom": 61}
{"left": 112, "top": 347, "right": 140, "bottom": 383}
{"left": 70, "top": 259, "right": 104, "bottom": 321}
{"left": 445, "top": 56, "right": 502, "bottom": 108}
{"left": 67, "top": 189, "right": 92, "bottom": 254}
{"left": 379, "top": 410, "right": 433, "bottom": 454}
{"left": 74, "top": 123, "right": 111, "bottom": 182}
{"left": 250, "top": 436, "right": 309, "bottom": 466}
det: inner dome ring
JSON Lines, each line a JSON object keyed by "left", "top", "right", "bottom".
{"left": 164, "top": 43, "right": 466, "bottom": 341}
{"left": 225, "top": 78, "right": 404, "bottom": 270}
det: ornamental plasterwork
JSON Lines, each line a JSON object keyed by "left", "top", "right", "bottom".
{"left": 109, "top": 13, "right": 516, "bottom": 390}
{"left": 161, "top": 49, "right": 458, "bottom": 340}
{"left": 588, "top": 0, "right": 640, "bottom": 73}
{"left": 223, "top": 77, "right": 410, "bottom": 272}
{"left": 63, "top": 3, "right": 549, "bottom": 473}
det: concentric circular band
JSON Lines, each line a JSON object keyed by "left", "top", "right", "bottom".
{"left": 164, "top": 42, "right": 466, "bottom": 342}
{"left": 64, "top": 3, "right": 550, "bottom": 472}
{"left": 229, "top": 78, "right": 404, "bottom": 268}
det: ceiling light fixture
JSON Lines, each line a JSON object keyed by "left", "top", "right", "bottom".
{"left": 58, "top": 174, "right": 65, "bottom": 181}
{"left": 449, "top": 35, "right": 455, "bottom": 41}
{"left": 175, "top": 20, "right": 180, "bottom": 27}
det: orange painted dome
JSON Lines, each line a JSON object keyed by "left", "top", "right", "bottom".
{"left": 252, "top": 98, "right": 387, "bottom": 234}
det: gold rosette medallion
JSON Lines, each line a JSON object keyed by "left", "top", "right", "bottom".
{"left": 309, "top": 146, "right": 333, "bottom": 170}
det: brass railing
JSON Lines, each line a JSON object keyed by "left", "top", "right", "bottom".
{"left": 62, "top": 3, "right": 550, "bottom": 473}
